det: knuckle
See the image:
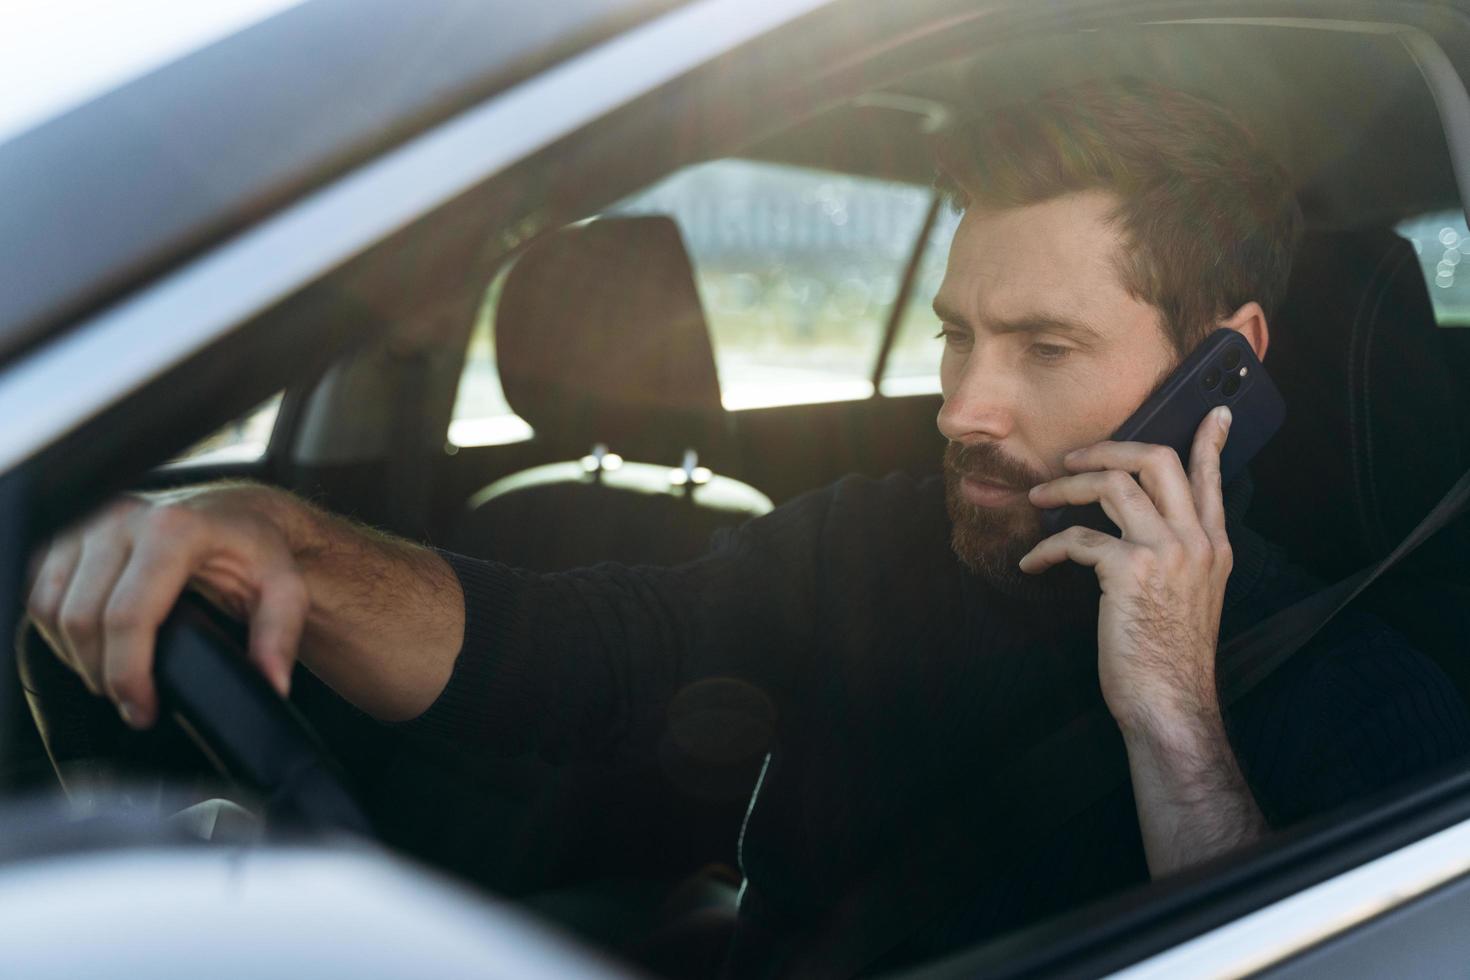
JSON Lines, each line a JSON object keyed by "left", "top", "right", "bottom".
{"left": 1145, "top": 445, "right": 1178, "bottom": 472}
{"left": 1108, "top": 472, "right": 1142, "bottom": 500}
{"left": 1124, "top": 545, "right": 1156, "bottom": 574}
{"left": 27, "top": 582, "right": 60, "bottom": 625}
{"left": 1181, "top": 529, "right": 1212, "bottom": 555}
{"left": 57, "top": 603, "right": 98, "bottom": 642}
{"left": 101, "top": 600, "right": 142, "bottom": 635}
{"left": 142, "top": 502, "right": 200, "bottom": 541}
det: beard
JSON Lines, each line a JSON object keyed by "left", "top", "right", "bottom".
{"left": 942, "top": 441, "right": 1093, "bottom": 605}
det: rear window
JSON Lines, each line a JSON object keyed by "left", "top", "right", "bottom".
{"left": 1397, "top": 209, "right": 1470, "bottom": 325}
{"left": 609, "top": 159, "right": 936, "bottom": 409}
{"left": 449, "top": 159, "right": 951, "bottom": 447}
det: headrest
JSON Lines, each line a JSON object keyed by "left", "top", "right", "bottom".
{"left": 495, "top": 216, "right": 726, "bottom": 462}
{"left": 1247, "top": 228, "right": 1470, "bottom": 581}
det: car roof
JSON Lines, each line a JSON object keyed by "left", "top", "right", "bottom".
{"left": 747, "top": 20, "right": 1459, "bottom": 229}
{"left": 0, "top": 0, "right": 684, "bottom": 365}
{"left": 2, "top": 3, "right": 1464, "bottom": 387}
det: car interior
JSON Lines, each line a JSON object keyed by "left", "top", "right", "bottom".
{"left": 10, "top": 4, "right": 1470, "bottom": 976}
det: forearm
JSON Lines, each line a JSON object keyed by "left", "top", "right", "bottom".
{"left": 1120, "top": 701, "right": 1267, "bottom": 877}
{"left": 248, "top": 487, "right": 465, "bottom": 721}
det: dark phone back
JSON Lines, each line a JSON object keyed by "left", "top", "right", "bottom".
{"left": 1040, "top": 330, "right": 1285, "bottom": 537}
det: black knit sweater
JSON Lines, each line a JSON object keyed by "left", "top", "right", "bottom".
{"left": 413, "top": 471, "right": 1470, "bottom": 975}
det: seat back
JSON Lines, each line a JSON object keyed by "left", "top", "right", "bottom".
{"left": 453, "top": 216, "right": 770, "bottom": 570}
{"left": 1249, "top": 227, "right": 1470, "bottom": 697}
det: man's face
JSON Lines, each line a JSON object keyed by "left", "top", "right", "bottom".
{"left": 935, "top": 190, "right": 1177, "bottom": 588}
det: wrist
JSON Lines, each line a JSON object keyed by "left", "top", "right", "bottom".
{"left": 1116, "top": 691, "right": 1225, "bottom": 749}
{"left": 198, "top": 480, "right": 328, "bottom": 560}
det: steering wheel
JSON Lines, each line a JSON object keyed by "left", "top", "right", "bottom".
{"left": 153, "top": 592, "right": 372, "bottom": 836}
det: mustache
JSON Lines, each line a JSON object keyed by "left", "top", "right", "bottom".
{"left": 944, "top": 441, "right": 1047, "bottom": 492}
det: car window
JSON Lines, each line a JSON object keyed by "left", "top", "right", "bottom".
{"left": 1397, "top": 209, "right": 1470, "bottom": 325}
{"left": 168, "top": 393, "right": 282, "bottom": 465}
{"left": 610, "top": 159, "right": 937, "bottom": 409}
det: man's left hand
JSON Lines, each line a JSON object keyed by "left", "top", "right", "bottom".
{"left": 1019, "top": 405, "right": 1234, "bottom": 732}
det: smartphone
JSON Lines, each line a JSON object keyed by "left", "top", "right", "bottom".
{"left": 1038, "top": 329, "right": 1285, "bottom": 538}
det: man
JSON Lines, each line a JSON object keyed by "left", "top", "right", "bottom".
{"left": 24, "top": 80, "right": 1470, "bottom": 974}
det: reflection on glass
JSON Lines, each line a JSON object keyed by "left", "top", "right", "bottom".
{"left": 1398, "top": 210, "right": 1470, "bottom": 324}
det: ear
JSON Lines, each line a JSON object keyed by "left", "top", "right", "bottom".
{"left": 1220, "top": 301, "right": 1269, "bottom": 362}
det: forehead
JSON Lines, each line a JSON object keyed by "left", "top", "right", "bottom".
{"left": 935, "top": 190, "right": 1147, "bottom": 327}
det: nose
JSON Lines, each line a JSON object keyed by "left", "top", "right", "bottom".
{"left": 937, "top": 344, "right": 1017, "bottom": 444}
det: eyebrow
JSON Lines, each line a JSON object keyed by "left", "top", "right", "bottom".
{"left": 932, "top": 298, "right": 1105, "bottom": 347}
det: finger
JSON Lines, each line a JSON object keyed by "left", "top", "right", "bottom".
{"left": 1188, "top": 406, "right": 1233, "bottom": 544}
{"left": 1028, "top": 470, "right": 1170, "bottom": 545}
{"left": 1062, "top": 440, "right": 1197, "bottom": 525}
{"left": 247, "top": 569, "right": 308, "bottom": 698}
{"left": 1019, "top": 524, "right": 1122, "bottom": 574}
{"left": 54, "top": 534, "right": 133, "bottom": 697}
{"left": 99, "top": 510, "right": 210, "bottom": 729}
{"left": 26, "top": 535, "right": 84, "bottom": 676}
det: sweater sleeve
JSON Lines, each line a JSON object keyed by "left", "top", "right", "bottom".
{"left": 400, "top": 484, "right": 838, "bottom": 765}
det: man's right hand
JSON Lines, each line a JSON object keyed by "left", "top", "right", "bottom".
{"left": 26, "top": 484, "right": 311, "bottom": 730}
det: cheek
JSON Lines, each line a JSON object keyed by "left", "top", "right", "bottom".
{"left": 1028, "top": 361, "right": 1141, "bottom": 467}
{"left": 1049, "top": 359, "right": 1167, "bottom": 455}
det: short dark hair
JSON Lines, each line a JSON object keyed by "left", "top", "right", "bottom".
{"left": 935, "top": 78, "right": 1303, "bottom": 356}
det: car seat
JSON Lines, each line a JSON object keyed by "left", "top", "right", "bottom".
{"left": 451, "top": 215, "right": 771, "bottom": 571}
{"left": 406, "top": 217, "right": 771, "bottom": 958}
{"left": 1249, "top": 226, "right": 1470, "bottom": 700}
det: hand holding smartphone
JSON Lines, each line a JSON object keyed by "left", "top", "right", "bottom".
{"left": 1038, "top": 329, "right": 1285, "bottom": 538}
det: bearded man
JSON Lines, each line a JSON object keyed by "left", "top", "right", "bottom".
{"left": 24, "top": 79, "right": 1470, "bottom": 975}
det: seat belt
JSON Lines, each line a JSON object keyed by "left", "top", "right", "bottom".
{"left": 1217, "top": 463, "right": 1470, "bottom": 703}
{"left": 1012, "top": 461, "right": 1470, "bottom": 833}
{"left": 820, "top": 464, "right": 1470, "bottom": 978}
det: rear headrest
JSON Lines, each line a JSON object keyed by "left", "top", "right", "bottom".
{"left": 495, "top": 216, "right": 726, "bottom": 462}
{"left": 1248, "top": 228, "right": 1470, "bottom": 580}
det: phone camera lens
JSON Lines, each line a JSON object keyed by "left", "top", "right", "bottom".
{"left": 1203, "top": 367, "right": 1221, "bottom": 390}
{"left": 1222, "top": 347, "right": 1242, "bottom": 371}
{"left": 1222, "top": 374, "right": 1241, "bottom": 397}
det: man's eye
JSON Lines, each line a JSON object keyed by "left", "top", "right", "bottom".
{"left": 1030, "top": 343, "right": 1071, "bottom": 362}
{"left": 935, "top": 327, "right": 971, "bottom": 348}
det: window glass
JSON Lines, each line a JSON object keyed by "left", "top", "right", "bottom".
{"left": 448, "top": 269, "right": 534, "bottom": 448}
{"left": 1397, "top": 209, "right": 1470, "bottom": 325}
{"left": 169, "top": 393, "right": 282, "bottom": 465}
{"left": 880, "top": 203, "right": 962, "bottom": 396}
{"left": 447, "top": 160, "right": 939, "bottom": 441}
{"left": 611, "top": 159, "right": 936, "bottom": 409}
